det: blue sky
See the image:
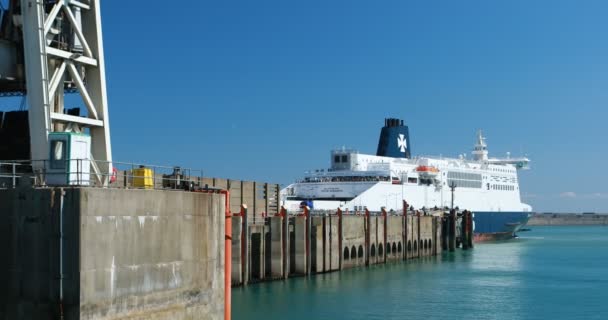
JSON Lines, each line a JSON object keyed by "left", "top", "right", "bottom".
{"left": 2, "top": 1, "right": 607, "bottom": 212}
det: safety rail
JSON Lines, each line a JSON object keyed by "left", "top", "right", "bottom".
{"left": 0, "top": 159, "right": 205, "bottom": 190}
{"left": 284, "top": 208, "right": 447, "bottom": 217}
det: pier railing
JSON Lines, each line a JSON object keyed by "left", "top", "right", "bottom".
{"left": 0, "top": 159, "right": 205, "bottom": 190}
{"left": 0, "top": 159, "right": 281, "bottom": 218}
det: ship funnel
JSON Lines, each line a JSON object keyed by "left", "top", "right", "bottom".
{"left": 376, "top": 118, "right": 411, "bottom": 159}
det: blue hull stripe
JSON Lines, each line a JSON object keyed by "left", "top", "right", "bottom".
{"left": 473, "top": 211, "right": 530, "bottom": 235}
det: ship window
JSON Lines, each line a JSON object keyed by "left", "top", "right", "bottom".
{"left": 408, "top": 177, "right": 418, "bottom": 184}
{"left": 334, "top": 155, "right": 340, "bottom": 163}
{"left": 342, "top": 155, "right": 348, "bottom": 163}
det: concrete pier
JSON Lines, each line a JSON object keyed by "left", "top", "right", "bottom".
{"left": 1, "top": 185, "right": 469, "bottom": 319}
{"left": 0, "top": 187, "right": 225, "bottom": 320}
{"left": 230, "top": 209, "right": 453, "bottom": 287}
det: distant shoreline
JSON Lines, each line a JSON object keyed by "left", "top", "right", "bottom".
{"left": 526, "top": 213, "right": 608, "bottom": 226}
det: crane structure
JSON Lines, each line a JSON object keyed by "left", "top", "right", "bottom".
{"left": 0, "top": 0, "right": 112, "bottom": 185}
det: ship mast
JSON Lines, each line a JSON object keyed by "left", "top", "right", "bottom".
{"left": 472, "top": 130, "right": 488, "bottom": 161}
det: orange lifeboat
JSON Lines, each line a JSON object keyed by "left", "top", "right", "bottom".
{"left": 416, "top": 165, "right": 440, "bottom": 178}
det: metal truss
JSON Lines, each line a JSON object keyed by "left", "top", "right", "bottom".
{"left": 20, "top": 0, "right": 112, "bottom": 185}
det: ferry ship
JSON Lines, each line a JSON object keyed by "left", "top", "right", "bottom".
{"left": 281, "top": 118, "right": 532, "bottom": 241}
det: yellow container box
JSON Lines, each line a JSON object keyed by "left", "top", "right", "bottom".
{"left": 132, "top": 167, "right": 154, "bottom": 189}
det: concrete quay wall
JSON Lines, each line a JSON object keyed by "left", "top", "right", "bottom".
{"left": 230, "top": 212, "right": 444, "bottom": 286}
{"left": 0, "top": 188, "right": 225, "bottom": 320}
{"left": 527, "top": 214, "right": 608, "bottom": 226}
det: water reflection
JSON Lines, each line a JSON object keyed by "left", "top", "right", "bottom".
{"left": 233, "top": 227, "right": 608, "bottom": 320}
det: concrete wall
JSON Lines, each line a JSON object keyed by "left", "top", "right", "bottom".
{"left": 386, "top": 216, "right": 403, "bottom": 261}
{"left": 341, "top": 216, "right": 366, "bottom": 269}
{"left": 527, "top": 214, "right": 608, "bottom": 226}
{"left": 269, "top": 217, "right": 283, "bottom": 279}
{"left": 201, "top": 178, "right": 279, "bottom": 220}
{"left": 231, "top": 216, "right": 243, "bottom": 285}
{"left": 420, "top": 216, "right": 434, "bottom": 257}
{"left": 406, "top": 215, "right": 419, "bottom": 259}
{"left": 327, "top": 216, "right": 339, "bottom": 272}
{"left": 309, "top": 216, "right": 340, "bottom": 274}
{"left": 248, "top": 225, "right": 265, "bottom": 282}
{"left": 293, "top": 217, "right": 307, "bottom": 275}
{"left": 79, "top": 188, "right": 225, "bottom": 319}
{"left": 1, "top": 188, "right": 69, "bottom": 319}
{"left": 1, "top": 187, "right": 225, "bottom": 320}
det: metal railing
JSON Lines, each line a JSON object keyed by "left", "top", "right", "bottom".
{"left": 0, "top": 159, "right": 205, "bottom": 190}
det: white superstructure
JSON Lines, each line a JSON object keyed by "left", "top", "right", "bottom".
{"left": 282, "top": 130, "right": 532, "bottom": 213}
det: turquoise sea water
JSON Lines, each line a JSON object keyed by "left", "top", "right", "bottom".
{"left": 232, "top": 226, "right": 608, "bottom": 320}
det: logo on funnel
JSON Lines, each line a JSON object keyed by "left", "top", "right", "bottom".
{"left": 397, "top": 134, "right": 407, "bottom": 153}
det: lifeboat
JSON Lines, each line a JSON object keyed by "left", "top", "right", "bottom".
{"left": 416, "top": 165, "right": 440, "bottom": 178}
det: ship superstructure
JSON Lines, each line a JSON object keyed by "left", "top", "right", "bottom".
{"left": 282, "top": 118, "right": 532, "bottom": 240}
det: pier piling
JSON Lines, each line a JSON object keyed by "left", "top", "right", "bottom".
{"left": 449, "top": 209, "right": 456, "bottom": 252}
{"left": 305, "top": 206, "right": 312, "bottom": 276}
{"left": 281, "top": 206, "right": 289, "bottom": 280}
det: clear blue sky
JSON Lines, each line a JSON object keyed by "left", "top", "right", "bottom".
{"left": 1, "top": 1, "right": 606, "bottom": 212}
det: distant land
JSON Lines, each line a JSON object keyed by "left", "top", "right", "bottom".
{"left": 526, "top": 213, "right": 608, "bottom": 226}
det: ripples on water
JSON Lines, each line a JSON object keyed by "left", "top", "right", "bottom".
{"left": 233, "top": 226, "right": 608, "bottom": 320}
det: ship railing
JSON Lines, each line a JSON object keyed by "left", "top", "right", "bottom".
{"left": 0, "top": 159, "right": 205, "bottom": 191}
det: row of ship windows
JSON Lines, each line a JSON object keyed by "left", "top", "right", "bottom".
{"left": 447, "top": 179, "right": 482, "bottom": 189}
{"left": 447, "top": 172, "right": 482, "bottom": 181}
{"left": 491, "top": 184, "right": 515, "bottom": 191}
{"left": 492, "top": 167, "right": 514, "bottom": 174}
